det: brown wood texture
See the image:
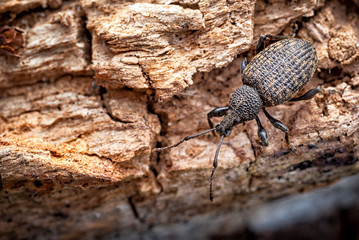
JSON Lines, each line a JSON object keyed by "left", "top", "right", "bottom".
{"left": 0, "top": 0, "right": 358, "bottom": 239}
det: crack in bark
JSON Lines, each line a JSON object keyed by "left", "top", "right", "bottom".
{"left": 42, "top": 115, "right": 88, "bottom": 129}
{"left": 138, "top": 62, "right": 152, "bottom": 89}
{"left": 97, "top": 86, "right": 134, "bottom": 124}
{"left": 80, "top": 10, "right": 92, "bottom": 66}
{"left": 169, "top": 2, "right": 200, "bottom": 10}
{"left": 82, "top": 152, "right": 113, "bottom": 162}
{"left": 246, "top": 164, "right": 254, "bottom": 191}
{"left": 128, "top": 196, "right": 144, "bottom": 223}
{"left": 0, "top": 113, "right": 8, "bottom": 123}
{"left": 105, "top": 109, "right": 134, "bottom": 124}
{"left": 315, "top": 129, "right": 323, "bottom": 141}
{"left": 5, "top": 109, "right": 41, "bottom": 119}
{"left": 146, "top": 100, "right": 165, "bottom": 194}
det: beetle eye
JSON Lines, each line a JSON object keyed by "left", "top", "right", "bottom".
{"left": 225, "top": 129, "right": 231, "bottom": 137}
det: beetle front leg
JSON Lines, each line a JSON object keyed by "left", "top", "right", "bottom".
{"left": 256, "top": 35, "right": 289, "bottom": 54}
{"left": 255, "top": 116, "right": 268, "bottom": 146}
{"left": 207, "top": 107, "right": 229, "bottom": 136}
{"left": 207, "top": 107, "right": 229, "bottom": 128}
{"left": 262, "top": 108, "right": 297, "bottom": 153}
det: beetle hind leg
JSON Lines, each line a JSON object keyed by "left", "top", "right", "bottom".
{"left": 256, "top": 35, "right": 289, "bottom": 54}
{"left": 290, "top": 86, "right": 321, "bottom": 102}
{"left": 262, "top": 108, "right": 297, "bottom": 153}
{"left": 240, "top": 58, "right": 247, "bottom": 74}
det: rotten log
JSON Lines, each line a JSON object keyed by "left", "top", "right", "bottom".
{"left": 0, "top": 0, "right": 358, "bottom": 239}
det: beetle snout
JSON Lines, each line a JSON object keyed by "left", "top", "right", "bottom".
{"left": 215, "top": 124, "right": 231, "bottom": 137}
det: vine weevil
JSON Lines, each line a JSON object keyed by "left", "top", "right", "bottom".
{"left": 154, "top": 35, "right": 321, "bottom": 201}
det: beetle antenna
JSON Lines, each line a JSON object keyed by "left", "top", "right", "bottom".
{"left": 153, "top": 127, "right": 217, "bottom": 152}
{"left": 210, "top": 135, "right": 224, "bottom": 202}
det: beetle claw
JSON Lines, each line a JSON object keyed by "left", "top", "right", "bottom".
{"left": 289, "top": 144, "right": 298, "bottom": 155}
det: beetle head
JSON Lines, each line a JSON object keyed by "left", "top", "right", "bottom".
{"left": 215, "top": 123, "right": 232, "bottom": 137}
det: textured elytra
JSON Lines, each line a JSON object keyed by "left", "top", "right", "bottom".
{"left": 242, "top": 39, "right": 318, "bottom": 107}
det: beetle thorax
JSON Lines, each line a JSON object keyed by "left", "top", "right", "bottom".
{"left": 229, "top": 85, "right": 263, "bottom": 121}
{"left": 215, "top": 85, "right": 263, "bottom": 137}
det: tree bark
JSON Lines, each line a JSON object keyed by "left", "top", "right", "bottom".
{"left": 0, "top": 0, "right": 358, "bottom": 239}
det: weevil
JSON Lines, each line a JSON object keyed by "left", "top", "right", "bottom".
{"left": 154, "top": 35, "right": 321, "bottom": 201}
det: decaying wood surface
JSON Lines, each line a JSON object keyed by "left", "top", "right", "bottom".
{"left": 0, "top": 3, "right": 89, "bottom": 88}
{"left": 121, "top": 174, "right": 359, "bottom": 239}
{"left": 0, "top": 0, "right": 358, "bottom": 239}
{"left": 82, "top": 0, "right": 255, "bottom": 100}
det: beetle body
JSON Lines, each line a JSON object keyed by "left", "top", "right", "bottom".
{"left": 242, "top": 38, "right": 318, "bottom": 107}
{"left": 155, "top": 35, "right": 321, "bottom": 201}
{"left": 216, "top": 38, "right": 319, "bottom": 137}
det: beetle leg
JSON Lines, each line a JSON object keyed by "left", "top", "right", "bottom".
{"left": 256, "top": 34, "right": 289, "bottom": 54}
{"left": 240, "top": 58, "right": 247, "bottom": 74}
{"left": 207, "top": 107, "right": 229, "bottom": 136}
{"left": 255, "top": 116, "right": 268, "bottom": 146}
{"left": 290, "top": 86, "right": 321, "bottom": 102}
{"left": 262, "top": 108, "right": 297, "bottom": 153}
